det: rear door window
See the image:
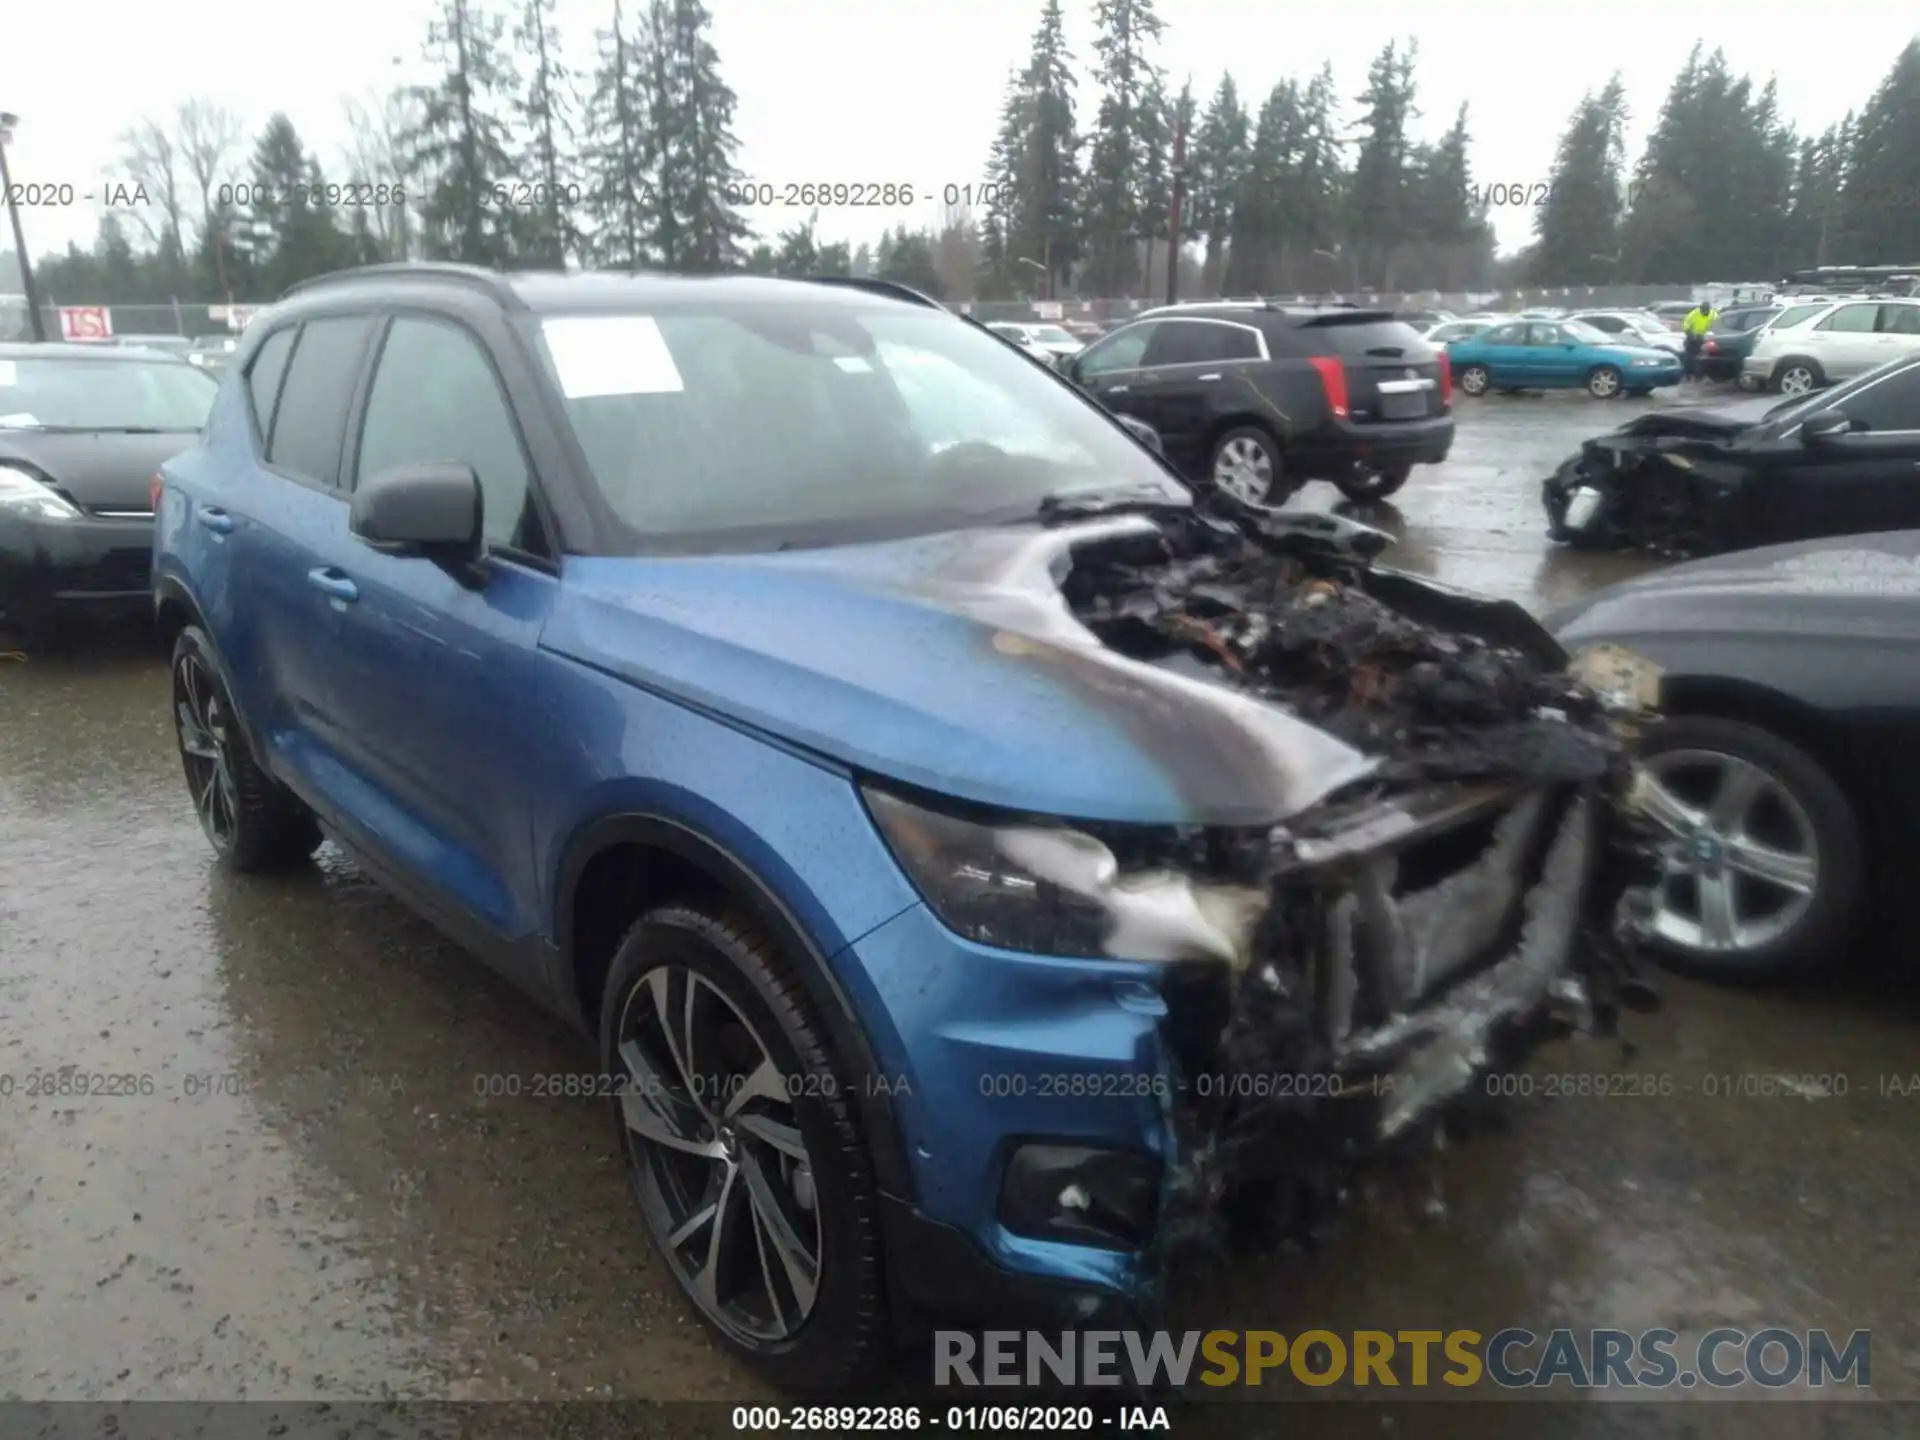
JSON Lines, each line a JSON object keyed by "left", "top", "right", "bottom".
{"left": 266, "top": 315, "right": 377, "bottom": 486}
{"left": 1816, "top": 304, "right": 1878, "bottom": 333}
{"left": 1482, "top": 323, "right": 1526, "bottom": 345}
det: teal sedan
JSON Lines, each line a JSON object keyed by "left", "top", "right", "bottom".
{"left": 1447, "top": 318, "right": 1684, "bottom": 399}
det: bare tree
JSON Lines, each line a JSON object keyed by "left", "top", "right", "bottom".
{"left": 112, "top": 118, "right": 189, "bottom": 275}
{"left": 176, "top": 100, "right": 247, "bottom": 243}
{"left": 343, "top": 88, "right": 422, "bottom": 259}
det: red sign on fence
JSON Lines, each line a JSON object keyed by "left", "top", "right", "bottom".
{"left": 59, "top": 306, "right": 113, "bottom": 341}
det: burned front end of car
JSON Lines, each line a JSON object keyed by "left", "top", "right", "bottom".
{"left": 1052, "top": 507, "right": 1665, "bottom": 1265}
{"left": 1543, "top": 430, "right": 1758, "bottom": 556}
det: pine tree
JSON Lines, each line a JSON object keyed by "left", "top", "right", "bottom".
{"left": 998, "top": 0, "right": 1083, "bottom": 296}
{"left": 405, "top": 0, "right": 523, "bottom": 265}
{"left": 1834, "top": 40, "right": 1920, "bottom": 263}
{"left": 246, "top": 116, "right": 353, "bottom": 295}
{"left": 1222, "top": 80, "right": 1297, "bottom": 295}
{"left": 1080, "top": 0, "right": 1165, "bottom": 295}
{"left": 656, "top": 0, "right": 750, "bottom": 270}
{"left": 513, "top": 0, "right": 582, "bottom": 266}
{"left": 579, "top": 0, "right": 655, "bottom": 268}
{"left": 1531, "top": 77, "right": 1629, "bottom": 285}
{"left": 1290, "top": 64, "right": 1346, "bottom": 285}
{"left": 877, "top": 224, "right": 943, "bottom": 297}
{"left": 1346, "top": 40, "right": 1419, "bottom": 288}
{"left": 1190, "top": 76, "right": 1249, "bottom": 294}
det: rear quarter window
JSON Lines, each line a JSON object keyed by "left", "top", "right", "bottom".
{"left": 265, "top": 315, "right": 377, "bottom": 485}
{"left": 244, "top": 326, "right": 297, "bottom": 447}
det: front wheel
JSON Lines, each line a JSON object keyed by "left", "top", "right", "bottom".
{"left": 1333, "top": 465, "right": 1411, "bottom": 502}
{"left": 1587, "top": 365, "right": 1624, "bottom": 398}
{"left": 1634, "top": 716, "right": 1862, "bottom": 979}
{"left": 171, "top": 625, "right": 321, "bottom": 871}
{"left": 601, "top": 905, "right": 889, "bottom": 1388}
{"left": 1457, "top": 364, "right": 1491, "bottom": 397}
{"left": 1209, "top": 426, "right": 1298, "bottom": 506}
{"left": 1775, "top": 361, "right": 1821, "bottom": 396}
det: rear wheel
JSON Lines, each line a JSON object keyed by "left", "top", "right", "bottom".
{"left": 1457, "top": 364, "right": 1491, "bottom": 397}
{"left": 170, "top": 625, "right": 321, "bottom": 871}
{"left": 1736, "top": 373, "right": 1761, "bottom": 392}
{"left": 1634, "top": 716, "right": 1862, "bottom": 978}
{"left": 600, "top": 904, "right": 888, "bottom": 1388}
{"left": 1333, "top": 465, "right": 1411, "bottom": 502}
{"left": 1587, "top": 365, "right": 1624, "bottom": 398}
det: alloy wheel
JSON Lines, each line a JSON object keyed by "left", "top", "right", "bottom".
{"left": 1778, "top": 366, "right": 1815, "bottom": 396}
{"left": 1213, "top": 436, "right": 1275, "bottom": 505}
{"left": 1589, "top": 368, "right": 1622, "bottom": 398}
{"left": 173, "top": 651, "right": 238, "bottom": 852}
{"left": 1635, "top": 750, "right": 1820, "bottom": 956}
{"left": 1459, "top": 366, "right": 1490, "bottom": 396}
{"left": 616, "top": 965, "right": 822, "bottom": 1344}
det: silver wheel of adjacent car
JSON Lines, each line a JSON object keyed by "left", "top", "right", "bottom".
{"left": 1587, "top": 365, "right": 1623, "bottom": 398}
{"left": 1211, "top": 431, "right": 1278, "bottom": 505}
{"left": 1458, "top": 364, "right": 1491, "bottom": 396}
{"left": 617, "top": 963, "right": 823, "bottom": 1345}
{"left": 1636, "top": 749, "right": 1820, "bottom": 957}
{"left": 1777, "top": 364, "right": 1817, "bottom": 396}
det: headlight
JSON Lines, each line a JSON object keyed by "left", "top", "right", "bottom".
{"left": 1632, "top": 357, "right": 1665, "bottom": 367}
{"left": 0, "top": 463, "right": 82, "bottom": 521}
{"left": 1567, "top": 642, "right": 1663, "bottom": 713}
{"left": 862, "top": 785, "right": 1267, "bottom": 964}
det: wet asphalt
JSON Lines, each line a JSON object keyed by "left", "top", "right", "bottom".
{"left": 2, "top": 387, "right": 1917, "bottom": 1432}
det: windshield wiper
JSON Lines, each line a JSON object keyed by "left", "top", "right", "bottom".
{"left": 1035, "top": 485, "right": 1191, "bottom": 522}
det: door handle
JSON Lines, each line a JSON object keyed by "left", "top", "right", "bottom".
{"left": 307, "top": 567, "right": 359, "bottom": 603}
{"left": 1197, "top": 373, "right": 1222, "bottom": 381}
{"left": 197, "top": 507, "right": 234, "bottom": 534}
{"left": 1105, "top": 384, "right": 1130, "bottom": 394}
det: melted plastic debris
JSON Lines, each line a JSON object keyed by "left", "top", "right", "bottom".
{"left": 1062, "top": 510, "right": 1620, "bottom": 785}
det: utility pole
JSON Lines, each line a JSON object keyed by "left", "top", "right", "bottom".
{"left": 0, "top": 112, "right": 49, "bottom": 341}
{"left": 1165, "top": 105, "right": 1188, "bottom": 307}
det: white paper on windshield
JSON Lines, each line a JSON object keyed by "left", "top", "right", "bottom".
{"left": 833, "top": 355, "right": 872, "bottom": 373}
{"left": 0, "top": 361, "right": 16, "bottom": 387}
{"left": 0, "top": 413, "right": 38, "bottom": 429}
{"left": 543, "top": 316, "right": 684, "bottom": 398}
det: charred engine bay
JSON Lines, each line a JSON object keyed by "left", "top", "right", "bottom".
{"left": 1059, "top": 508, "right": 1661, "bottom": 1266}
{"left": 1557, "top": 434, "right": 1752, "bottom": 556}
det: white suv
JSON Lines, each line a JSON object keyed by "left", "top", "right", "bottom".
{"left": 1745, "top": 297, "right": 1920, "bottom": 394}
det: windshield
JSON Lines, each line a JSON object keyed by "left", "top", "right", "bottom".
{"left": 1028, "top": 326, "right": 1077, "bottom": 345}
{"left": 531, "top": 305, "right": 1186, "bottom": 553}
{"left": 0, "top": 355, "right": 219, "bottom": 431}
{"left": 1562, "top": 320, "right": 1612, "bottom": 344}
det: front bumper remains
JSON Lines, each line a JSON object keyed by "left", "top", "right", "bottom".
{"left": 1542, "top": 445, "right": 1748, "bottom": 555}
{"left": 0, "top": 510, "right": 155, "bottom": 630}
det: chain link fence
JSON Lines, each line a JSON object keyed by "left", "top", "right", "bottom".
{"left": 0, "top": 300, "right": 267, "bottom": 343}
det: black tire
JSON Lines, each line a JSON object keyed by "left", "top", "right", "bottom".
{"left": 170, "top": 625, "right": 322, "bottom": 872}
{"left": 1772, "top": 359, "right": 1823, "bottom": 396}
{"left": 1333, "top": 464, "right": 1411, "bottom": 502}
{"left": 600, "top": 904, "right": 888, "bottom": 1389}
{"left": 1637, "top": 715, "right": 1862, "bottom": 979}
{"left": 1457, "top": 364, "right": 1491, "bottom": 397}
{"left": 1587, "top": 365, "right": 1624, "bottom": 399}
{"left": 1207, "top": 424, "right": 1299, "bottom": 506}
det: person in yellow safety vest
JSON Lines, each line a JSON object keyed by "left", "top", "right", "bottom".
{"left": 1681, "top": 302, "right": 1715, "bottom": 380}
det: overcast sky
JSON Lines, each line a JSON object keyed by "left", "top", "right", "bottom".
{"left": 6, "top": 1, "right": 1915, "bottom": 271}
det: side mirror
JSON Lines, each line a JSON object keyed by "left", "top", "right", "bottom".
{"left": 350, "top": 461, "right": 484, "bottom": 560}
{"left": 1114, "top": 413, "right": 1164, "bottom": 455}
{"left": 1061, "top": 353, "right": 1083, "bottom": 383}
{"left": 1801, "top": 410, "right": 1852, "bottom": 446}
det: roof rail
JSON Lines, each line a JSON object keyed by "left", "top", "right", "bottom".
{"left": 278, "top": 261, "right": 527, "bottom": 306}
{"left": 806, "top": 275, "right": 944, "bottom": 310}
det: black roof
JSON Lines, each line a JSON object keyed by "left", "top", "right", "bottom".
{"left": 276, "top": 262, "right": 941, "bottom": 315}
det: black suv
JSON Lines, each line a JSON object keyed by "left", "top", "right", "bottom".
{"left": 1059, "top": 302, "right": 1454, "bottom": 503}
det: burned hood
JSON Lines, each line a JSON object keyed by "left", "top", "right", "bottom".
{"left": 1550, "top": 529, "right": 1920, "bottom": 646}
{"left": 1592, "top": 395, "right": 1784, "bottom": 446}
{"left": 541, "top": 516, "right": 1380, "bottom": 827}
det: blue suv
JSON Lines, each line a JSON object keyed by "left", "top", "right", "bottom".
{"left": 153, "top": 264, "right": 1649, "bottom": 1388}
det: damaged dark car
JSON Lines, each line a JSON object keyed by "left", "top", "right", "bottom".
{"left": 152, "top": 266, "right": 1661, "bottom": 1391}
{"left": 1543, "top": 353, "right": 1920, "bottom": 555}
